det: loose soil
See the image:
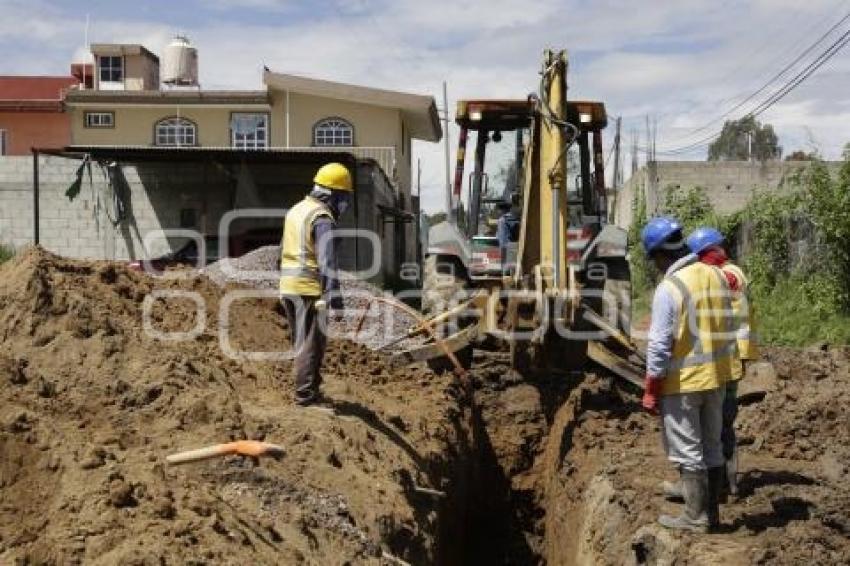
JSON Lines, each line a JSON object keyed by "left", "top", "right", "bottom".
{"left": 1, "top": 248, "right": 848, "bottom": 565}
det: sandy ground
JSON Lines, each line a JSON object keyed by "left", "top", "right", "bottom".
{"left": 1, "top": 247, "right": 848, "bottom": 565}
{"left": 0, "top": 248, "right": 469, "bottom": 565}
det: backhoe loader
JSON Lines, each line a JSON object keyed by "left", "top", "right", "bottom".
{"left": 403, "top": 49, "right": 643, "bottom": 384}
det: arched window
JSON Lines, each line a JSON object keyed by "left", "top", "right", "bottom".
{"left": 155, "top": 117, "right": 197, "bottom": 146}
{"left": 313, "top": 117, "right": 354, "bottom": 146}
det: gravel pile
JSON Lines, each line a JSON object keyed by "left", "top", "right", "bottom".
{"left": 202, "top": 246, "right": 424, "bottom": 352}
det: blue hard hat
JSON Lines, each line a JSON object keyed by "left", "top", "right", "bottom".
{"left": 686, "top": 226, "right": 725, "bottom": 255}
{"left": 641, "top": 216, "right": 683, "bottom": 254}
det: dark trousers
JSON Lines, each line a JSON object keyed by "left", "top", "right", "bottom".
{"left": 281, "top": 296, "right": 327, "bottom": 403}
{"left": 721, "top": 380, "right": 739, "bottom": 460}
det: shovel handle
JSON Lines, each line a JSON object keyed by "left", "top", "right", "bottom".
{"left": 166, "top": 445, "right": 229, "bottom": 465}
{"left": 166, "top": 440, "right": 285, "bottom": 465}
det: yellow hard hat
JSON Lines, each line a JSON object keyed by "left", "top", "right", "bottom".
{"left": 314, "top": 162, "right": 353, "bottom": 192}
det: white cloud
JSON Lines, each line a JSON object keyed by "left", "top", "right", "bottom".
{"left": 0, "top": 0, "right": 847, "bottom": 212}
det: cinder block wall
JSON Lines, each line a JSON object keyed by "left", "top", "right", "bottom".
{"left": 0, "top": 156, "right": 235, "bottom": 260}
{"left": 0, "top": 157, "right": 408, "bottom": 285}
{"left": 613, "top": 161, "right": 841, "bottom": 229}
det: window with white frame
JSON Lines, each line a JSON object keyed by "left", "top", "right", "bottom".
{"left": 98, "top": 56, "right": 123, "bottom": 84}
{"left": 155, "top": 117, "right": 197, "bottom": 146}
{"left": 313, "top": 117, "right": 354, "bottom": 146}
{"left": 231, "top": 113, "right": 268, "bottom": 149}
{"left": 84, "top": 112, "right": 114, "bottom": 128}
{"left": 0, "top": 129, "right": 7, "bottom": 156}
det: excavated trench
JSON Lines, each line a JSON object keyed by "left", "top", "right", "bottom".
{"left": 436, "top": 350, "right": 637, "bottom": 565}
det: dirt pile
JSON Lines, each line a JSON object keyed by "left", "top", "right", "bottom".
{"left": 0, "top": 247, "right": 469, "bottom": 565}
{"left": 3, "top": 246, "right": 848, "bottom": 565}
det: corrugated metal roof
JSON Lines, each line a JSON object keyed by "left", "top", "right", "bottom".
{"left": 62, "top": 145, "right": 362, "bottom": 165}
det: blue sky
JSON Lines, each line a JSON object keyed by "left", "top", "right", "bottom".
{"left": 2, "top": 0, "right": 848, "bottom": 212}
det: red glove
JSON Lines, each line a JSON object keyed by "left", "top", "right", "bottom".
{"left": 642, "top": 376, "right": 663, "bottom": 416}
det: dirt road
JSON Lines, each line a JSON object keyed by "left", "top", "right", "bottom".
{"left": 1, "top": 248, "right": 847, "bottom": 564}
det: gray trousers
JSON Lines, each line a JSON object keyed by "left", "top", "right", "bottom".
{"left": 660, "top": 388, "right": 725, "bottom": 472}
{"left": 721, "top": 380, "right": 739, "bottom": 460}
{"left": 281, "top": 296, "right": 327, "bottom": 403}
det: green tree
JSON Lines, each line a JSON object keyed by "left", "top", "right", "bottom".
{"left": 660, "top": 184, "right": 716, "bottom": 232}
{"left": 0, "top": 244, "right": 13, "bottom": 265}
{"left": 708, "top": 116, "right": 781, "bottom": 161}
{"left": 785, "top": 150, "right": 818, "bottom": 161}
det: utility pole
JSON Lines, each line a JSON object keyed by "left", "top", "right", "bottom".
{"left": 748, "top": 131, "right": 753, "bottom": 162}
{"left": 610, "top": 116, "right": 622, "bottom": 223}
{"left": 631, "top": 129, "right": 638, "bottom": 176}
{"left": 441, "top": 81, "right": 452, "bottom": 219}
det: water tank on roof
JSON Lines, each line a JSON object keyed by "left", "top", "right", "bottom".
{"left": 161, "top": 35, "right": 198, "bottom": 86}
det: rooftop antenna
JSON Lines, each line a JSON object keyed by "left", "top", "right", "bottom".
{"left": 83, "top": 14, "right": 91, "bottom": 89}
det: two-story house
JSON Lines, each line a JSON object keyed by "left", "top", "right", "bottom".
{"left": 50, "top": 38, "right": 440, "bottom": 281}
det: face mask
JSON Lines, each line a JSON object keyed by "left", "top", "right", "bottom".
{"left": 335, "top": 195, "right": 352, "bottom": 216}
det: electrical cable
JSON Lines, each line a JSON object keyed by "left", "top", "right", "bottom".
{"left": 653, "top": 25, "right": 850, "bottom": 156}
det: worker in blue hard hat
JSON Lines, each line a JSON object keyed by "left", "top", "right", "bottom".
{"left": 685, "top": 226, "right": 759, "bottom": 499}
{"left": 640, "top": 216, "right": 736, "bottom": 533}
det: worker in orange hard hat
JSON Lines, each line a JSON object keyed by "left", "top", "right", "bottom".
{"left": 279, "top": 162, "right": 353, "bottom": 406}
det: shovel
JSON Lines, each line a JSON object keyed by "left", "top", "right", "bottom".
{"left": 166, "top": 440, "right": 285, "bottom": 465}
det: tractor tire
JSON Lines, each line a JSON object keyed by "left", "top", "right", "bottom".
{"left": 603, "top": 260, "right": 632, "bottom": 338}
{"left": 582, "top": 260, "right": 632, "bottom": 338}
{"left": 421, "top": 255, "right": 473, "bottom": 373}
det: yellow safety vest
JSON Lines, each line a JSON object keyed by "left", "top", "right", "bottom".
{"left": 660, "top": 261, "right": 737, "bottom": 395}
{"left": 722, "top": 262, "right": 759, "bottom": 381}
{"left": 279, "top": 196, "right": 334, "bottom": 297}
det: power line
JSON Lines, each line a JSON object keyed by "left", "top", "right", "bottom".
{"left": 663, "top": 9, "right": 850, "bottom": 146}
{"left": 653, "top": 25, "right": 850, "bottom": 156}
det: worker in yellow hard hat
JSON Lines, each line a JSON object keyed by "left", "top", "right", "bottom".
{"left": 279, "top": 162, "right": 353, "bottom": 406}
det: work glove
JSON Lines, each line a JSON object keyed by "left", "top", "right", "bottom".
{"left": 642, "top": 375, "right": 663, "bottom": 416}
{"left": 328, "top": 294, "right": 344, "bottom": 311}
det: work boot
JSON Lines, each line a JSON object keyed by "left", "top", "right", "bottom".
{"left": 658, "top": 469, "right": 709, "bottom": 533}
{"left": 661, "top": 478, "right": 684, "bottom": 502}
{"left": 707, "top": 466, "right": 724, "bottom": 530}
{"left": 726, "top": 450, "right": 739, "bottom": 497}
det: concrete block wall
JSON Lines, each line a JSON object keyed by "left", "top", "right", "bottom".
{"left": 0, "top": 156, "right": 408, "bottom": 286}
{"left": 613, "top": 160, "right": 842, "bottom": 228}
{"left": 0, "top": 156, "right": 234, "bottom": 260}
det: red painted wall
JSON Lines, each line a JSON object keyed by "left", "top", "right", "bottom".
{"left": 0, "top": 111, "right": 71, "bottom": 155}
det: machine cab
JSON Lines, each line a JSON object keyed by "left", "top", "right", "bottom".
{"left": 453, "top": 98, "right": 609, "bottom": 274}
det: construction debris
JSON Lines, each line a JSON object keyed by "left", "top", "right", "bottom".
{"left": 203, "top": 245, "right": 425, "bottom": 353}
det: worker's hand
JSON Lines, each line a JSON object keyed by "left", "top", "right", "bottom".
{"left": 642, "top": 375, "right": 663, "bottom": 416}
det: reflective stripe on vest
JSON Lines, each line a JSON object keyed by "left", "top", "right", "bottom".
{"left": 661, "top": 262, "right": 737, "bottom": 395}
{"left": 279, "top": 196, "right": 334, "bottom": 297}
{"left": 721, "top": 262, "right": 759, "bottom": 367}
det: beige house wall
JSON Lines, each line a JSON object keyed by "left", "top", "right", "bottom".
{"left": 69, "top": 90, "right": 415, "bottom": 196}
{"left": 280, "top": 92, "right": 412, "bottom": 195}
{"left": 70, "top": 105, "right": 271, "bottom": 147}
{"left": 123, "top": 54, "right": 160, "bottom": 91}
